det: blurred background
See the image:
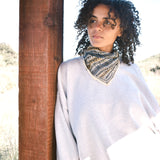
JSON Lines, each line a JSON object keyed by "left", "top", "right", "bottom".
{"left": 0, "top": 0, "right": 159, "bottom": 159}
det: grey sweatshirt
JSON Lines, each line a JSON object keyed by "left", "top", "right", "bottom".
{"left": 55, "top": 57, "right": 160, "bottom": 160}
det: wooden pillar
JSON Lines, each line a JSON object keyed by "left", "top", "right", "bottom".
{"left": 19, "top": 0, "right": 63, "bottom": 159}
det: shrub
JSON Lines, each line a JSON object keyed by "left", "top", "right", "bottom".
{"left": 0, "top": 43, "right": 18, "bottom": 66}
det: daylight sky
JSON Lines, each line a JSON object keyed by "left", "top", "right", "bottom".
{"left": 0, "top": 0, "right": 19, "bottom": 52}
{"left": 0, "top": 0, "right": 160, "bottom": 61}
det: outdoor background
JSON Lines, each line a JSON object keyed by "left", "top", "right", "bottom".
{"left": 0, "top": 0, "right": 160, "bottom": 159}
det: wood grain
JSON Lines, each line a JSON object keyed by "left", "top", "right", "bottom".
{"left": 19, "top": 0, "right": 63, "bottom": 159}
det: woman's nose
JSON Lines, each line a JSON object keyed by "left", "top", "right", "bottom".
{"left": 95, "top": 22, "right": 103, "bottom": 31}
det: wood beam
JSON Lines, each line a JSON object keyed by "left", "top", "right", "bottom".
{"left": 19, "top": 0, "right": 63, "bottom": 159}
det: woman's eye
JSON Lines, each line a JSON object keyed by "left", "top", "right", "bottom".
{"left": 104, "top": 20, "right": 111, "bottom": 25}
{"left": 88, "top": 19, "right": 96, "bottom": 24}
{"left": 103, "top": 19, "right": 116, "bottom": 29}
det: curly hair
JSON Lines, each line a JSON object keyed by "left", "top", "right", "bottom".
{"left": 74, "top": 0, "right": 141, "bottom": 64}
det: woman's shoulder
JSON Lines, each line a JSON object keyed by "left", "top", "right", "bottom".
{"left": 58, "top": 56, "right": 83, "bottom": 73}
{"left": 62, "top": 56, "right": 83, "bottom": 65}
{"left": 120, "top": 62, "right": 141, "bottom": 74}
{"left": 119, "top": 62, "right": 145, "bottom": 82}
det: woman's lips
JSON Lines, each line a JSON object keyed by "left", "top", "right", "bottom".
{"left": 92, "top": 35, "right": 103, "bottom": 39}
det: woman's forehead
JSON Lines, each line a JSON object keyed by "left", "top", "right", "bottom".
{"left": 92, "top": 4, "right": 117, "bottom": 19}
{"left": 91, "top": 4, "right": 118, "bottom": 21}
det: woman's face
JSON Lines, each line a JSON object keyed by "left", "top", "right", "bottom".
{"left": 87, "top": 4, "right": 122, "bottom": 52}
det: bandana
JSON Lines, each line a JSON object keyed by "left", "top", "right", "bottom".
{"left": 83, "top": 46, "right": 120, "bottom": 85}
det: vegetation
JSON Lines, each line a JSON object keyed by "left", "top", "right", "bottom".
{"left": 138, "top": 53, "right": 160, "bottom": 105}
{"left": 0, "top": 43, "right": 18, "bottom": 160}
{"left": 0, "top": 43, "right": 18, "bottom": 94}
{"left": 0, "top": 43, "right": 18, "bottom": 67}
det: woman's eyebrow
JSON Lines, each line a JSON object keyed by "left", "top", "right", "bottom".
{"left": 91, "top": 14, "right": 112, "bottom": 20}
{"left": 90, "top": 15, "right": 97, "bottom": 18}
{"left": 104, "top": 17, "right": 114, "bottom": 20}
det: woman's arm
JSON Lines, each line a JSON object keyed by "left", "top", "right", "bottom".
{"left": 55, "top": 64, "right": 79, "bottom": 160}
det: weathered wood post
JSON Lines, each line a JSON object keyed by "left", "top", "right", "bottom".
{"left": 19, "top": 0, "right": 63, "bottom": 159}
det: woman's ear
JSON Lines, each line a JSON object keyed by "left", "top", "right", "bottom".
{"left": 118, "top": 28, "right": 123, "bottom": 37}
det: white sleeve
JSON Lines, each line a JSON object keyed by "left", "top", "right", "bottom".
{"left": 134, "top": 64, "right": 160, "bottom": 131}
{"left": 55, "top": 64, "right": 79, "bottom": 160}
{"left": 133, "top": 64, "right": 160, "bottom": 113}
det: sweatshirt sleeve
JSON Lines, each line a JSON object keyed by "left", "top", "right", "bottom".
{"left": 133, "top": 64, "right": 160, "bottom": 132}
{"left": 55, "top": 63, "right": 79, "bottom": 160}
{"left": 133, "top": 64, "right": 160, "bottom": 112}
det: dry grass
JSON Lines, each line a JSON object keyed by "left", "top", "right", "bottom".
{"left": 137, "top": 54, "right": 160, "bottom": 105}
{"left": 0, "top": 66, "right": 18, "bottom": 160}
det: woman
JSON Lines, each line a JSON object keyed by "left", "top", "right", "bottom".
{"left": 55, "top": 0, "right": 160, "bottom": 159}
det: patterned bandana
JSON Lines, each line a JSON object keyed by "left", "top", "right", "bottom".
{"left": 83, "top": 46, "right": 120, "bottom": 85}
